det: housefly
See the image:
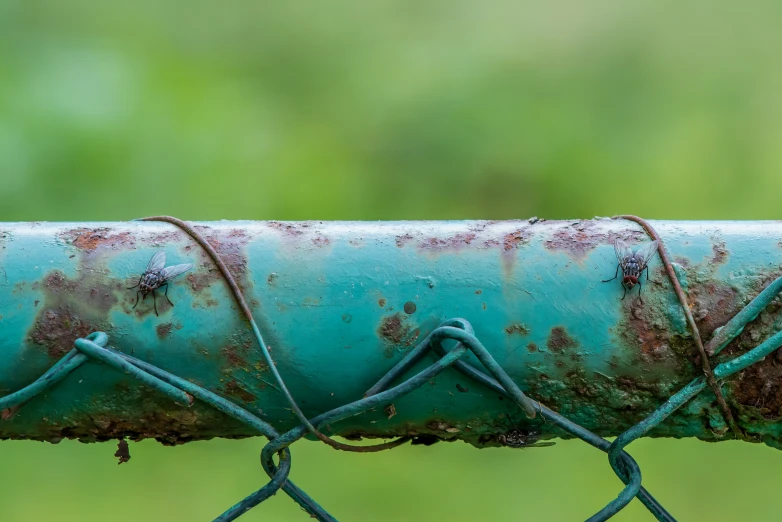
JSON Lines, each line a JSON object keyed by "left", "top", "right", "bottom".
{"left": 128, "top": 251, "right": 192, "bottom": 316}
{"left": 602, "top": 239, "right": 658, "bottom": 302}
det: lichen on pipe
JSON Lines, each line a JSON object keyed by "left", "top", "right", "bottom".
{"left": 1, "top": 219, "right": 781, "bottom": 448}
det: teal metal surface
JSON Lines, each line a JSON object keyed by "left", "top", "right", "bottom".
{"left": 3, "top": 218, "right": 782, "bottom": 521}
{"left": 1, "top": 219, "right": 782, "bottom": 445}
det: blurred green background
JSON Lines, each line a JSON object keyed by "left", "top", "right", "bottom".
{"left": 2, "top": 1, "right": 782, "bottom": 520}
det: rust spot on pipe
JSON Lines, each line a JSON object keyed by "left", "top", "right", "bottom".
{"left": 223, "top": 344, "right": 249, "bottom": 367}
{"left": 379, "top": 314, "right": 405, "bottom": 344}
{"left": 62, "top": 228, "right": 136, "bottom": 252}
{"left": 184, "top": 228, "right": 252, "bottom": 299}
{"left": 690, "top": 282, "right": 740, "bottom": 339}
{"left": 544, "top": 221, "right": 645, "bottom": 260}
{"left": 312, "top": 236, "right": 331, "bottom": 247}
{"left": 502, "top": 230, "right": 528, "bottom": 252}
{"left": 730, "top": 357, "right": 782, "bottom": 420}
{"left": 419, "top": 233, "right": 477, "bottom": 251}
{"left": 156, "top": 323, "right": 174, "bottom": 340}
{"left": 505, "top": 323, "right": 529, "bottom": 336}
{"left": 720, "top": 293, "right": 782, "bottom": 420}
{"left": 222, "top": 380, "right": 257, "bottom": 403}
{"left": 30, "top": 307, "right": 95, "bottom": 358}
{"left": 499, "top": 228, "right": 531, "bottom": 276}
{"left": 147, "top": 230, "right": 185, "bottom": 244}
{"left": 613, "top": 297, "right": 676, "bottom": 364}
{"left": 44, "top": 271, "right": 78, "bottom": 293}
{"left": 59, "top": 227, "right": 136, "bottom": 253}
{"left": 27, "top": 393, "right": 253, "bottom": 445}
{"left": 267, "top": 221, "right": 305, "bottom": 236}
{"left": 711, "top": 239, "right": 728, "bottom": 265}
{"left": 547, "top": 326, "right": 578, "bottom": 354}
{"left": 543, "top": 221, "right": 604, "bottom": 259}
{"left": 396, "top": 233, "right": 414, "bottom": 247}
{"left": 378, "top": 298, "right": 386, "bottom": 308}
{"left": 27, "top": 269, "right": 121, "bottom": 358}
{"left": 403, "top": 301, "right": 417, "bottom": 315}
{"left": 378, "top": 313, "right": 420, "bottom": 357}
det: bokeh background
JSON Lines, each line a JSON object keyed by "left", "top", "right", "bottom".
{"left": 2, "top": 1, "right": 782, "bottom": 520}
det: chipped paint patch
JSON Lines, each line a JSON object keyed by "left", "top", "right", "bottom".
{"left": 62, "top": 228, "right": 136, "bottom": 252}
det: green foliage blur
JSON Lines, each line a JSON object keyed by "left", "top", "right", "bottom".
{"left": 2, "top": 1, "right": 782, "bottom": 521}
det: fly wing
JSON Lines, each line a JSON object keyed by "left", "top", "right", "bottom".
{"left": 638, "top": 240, "right": 659, "bottom": 268}
{"left": 613, "top": 239, "right": 632, "bottom": 264}
{"left": 159, "top": 263, "right": 193, "bottom": 281}
{"left": 146, "top": 251, "right": 166, "bottom": 273}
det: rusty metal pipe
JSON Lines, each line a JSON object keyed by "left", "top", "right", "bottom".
{"left": 0, "top": 219, "right": 781, "bottom": 447}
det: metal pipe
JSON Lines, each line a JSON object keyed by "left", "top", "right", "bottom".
{"left": 0, "top": 219, "right": 780, "bottom": 448}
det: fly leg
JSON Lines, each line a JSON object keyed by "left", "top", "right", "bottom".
{"left": 621, "top": 285, "right": 628, "bottom": 300}
{"left": 162, "top": 283, "right": 174, "bottom": 307}
{"left": 602, "top": 264, "right": 620, "bottom": 283}
{"left": 127, "top": 276, "right": 142, "bottom": 290}
{"left": 132, "top": 290, "right": 141, "bottom": 309}
{"left": 637, "top": 280, "right": 644, "bottom": 305}
{"left": 643, "top": 264, "right": 659, "bottom": 285}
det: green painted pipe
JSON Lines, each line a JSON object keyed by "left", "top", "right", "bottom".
{"left": 0, "top": 219, "right": 780, "bottom": 448}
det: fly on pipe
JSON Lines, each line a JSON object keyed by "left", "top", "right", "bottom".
{"left": 0, "top": 219, "right": 780, "bottom": 448}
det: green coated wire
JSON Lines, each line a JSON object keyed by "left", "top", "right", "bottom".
{"left": 592, "top": 275, "right": 782, "bottom": 521}
{"left": 7, "top": 305, "right": 780, "bottom": 521}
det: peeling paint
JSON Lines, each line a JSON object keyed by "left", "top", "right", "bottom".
{"left": 61, "top": 228, "right": 136, "bottom": 252}
{"left": 267, "top": 221, "right": 304, "bottom": 236}
{"left": 395, "top": 233, "right": 414, "bottom": 247}
{"left": 419, "top": 232, "right": 477, "bottom": 251}
{"left": 711, "top": 238, "right": 728, "bottom": 265}
{"left": 544, "top": 221, "right": 645, "bottom": 260}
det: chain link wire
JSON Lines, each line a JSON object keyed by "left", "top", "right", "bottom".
{"left": 3, "top": 217, "right": 782, "bottom": 521}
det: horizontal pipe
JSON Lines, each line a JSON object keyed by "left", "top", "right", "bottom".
{"left": 0, "top": 219, "right": 781, "bottom": 448}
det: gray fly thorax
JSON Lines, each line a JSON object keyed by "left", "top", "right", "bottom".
{"left": 624, "top": 255, "right": 643, "bottom": 278}
{"left": 141, "top": 271, "right": 163, "bottom": 293}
